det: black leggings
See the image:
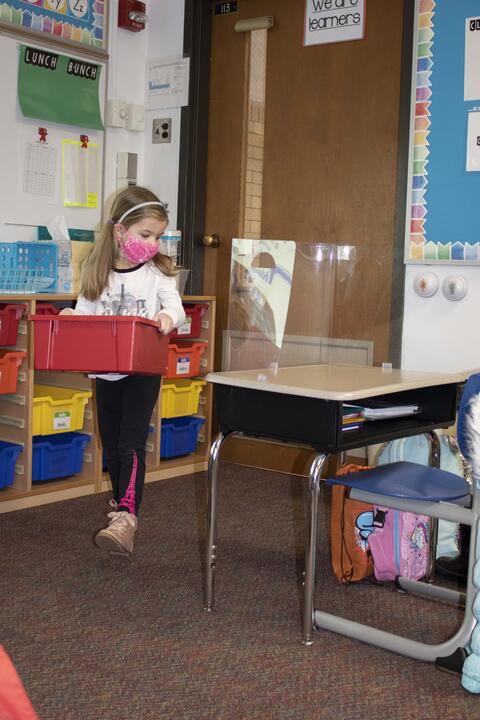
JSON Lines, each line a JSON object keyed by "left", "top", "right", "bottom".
{"left": 95, "top": 375, "right": 161, "bottom": 515}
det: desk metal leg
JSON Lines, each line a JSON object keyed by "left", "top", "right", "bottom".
{"left": 303, "top": 452, "right": 328, "bottom": 645}
{"left": 204, "top": 431, "right": 231, "bottom": 612}
{"left": 426, "top": 431, "right": 440, "bottom": 582}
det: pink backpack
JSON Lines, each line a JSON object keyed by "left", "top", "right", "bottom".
{"left": 368, "top": 506, "right": 430, "bottom": 582}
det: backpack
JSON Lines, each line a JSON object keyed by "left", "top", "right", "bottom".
{"left": 368, "top": 506, "right": 430, "bottom": 582}
{"left": 330, "top": 464, "right": 375, "bottom": 584}
{"left": 373, "top": 433, "right": 466, "bottom": 559}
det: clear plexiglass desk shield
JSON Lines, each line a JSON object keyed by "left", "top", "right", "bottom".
{"left": 223, "top": 239, "right": 401, "bottom": 372}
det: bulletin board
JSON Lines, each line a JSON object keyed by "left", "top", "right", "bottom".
{"left": 405, "top": 0, "right": 480, "bottom": 264}
{"left": 0, "top": 1, "right": 107, "bottom": 50}
{"left": 0, "top": 33, "right": 105, "bottom": 231}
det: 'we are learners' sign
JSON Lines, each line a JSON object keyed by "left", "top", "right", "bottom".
{"left": 304, "top": 0, "right": 365, "bottom": 47}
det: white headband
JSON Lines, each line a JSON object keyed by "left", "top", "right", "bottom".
{"left": 117, "top": 201, "right": 166, "bottom": 224}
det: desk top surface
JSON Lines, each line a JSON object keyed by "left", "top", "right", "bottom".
{"left": 205, "top": 364, "right": 466, "bottom": 401}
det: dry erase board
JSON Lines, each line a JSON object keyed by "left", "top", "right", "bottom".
{"left": 405, "top": 0, "right": 480, "bottom": 264}
{"left": 0, "top": 33, "right": 105, "bottom": 232}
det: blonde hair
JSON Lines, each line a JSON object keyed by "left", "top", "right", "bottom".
{"left": 80, "top": 186, "right": 175, "bottom": 301}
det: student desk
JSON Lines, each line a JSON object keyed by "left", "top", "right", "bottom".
{"left": 204, "top": 364, "right": 469, "bottom": 661}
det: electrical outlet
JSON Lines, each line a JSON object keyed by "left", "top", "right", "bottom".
{"left": 152, "top": 118, "right": 172, "bottom": 144}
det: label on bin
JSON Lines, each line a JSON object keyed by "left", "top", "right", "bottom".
{"left": 176, "top": 356, "right": 191, "bottom": 375}
{"left": 53, "top": 411, "right": 71, "bottom": 430}
{"left": 177, "top": 318, "right": 192, "bottom": 336}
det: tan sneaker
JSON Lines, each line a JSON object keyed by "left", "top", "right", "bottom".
{"left": 95, "top": 511, "right": 138, "bottom": 556}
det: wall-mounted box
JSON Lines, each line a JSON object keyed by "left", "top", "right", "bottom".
{"left": 127, "top": 103, "right": 145, "bottom": 132}
{"left": 106, "top": 99, "right": 127, "bottom": 128}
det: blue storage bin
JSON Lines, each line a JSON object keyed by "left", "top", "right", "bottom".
{"left": 160, "top": 416, "right": 205, "bottom": 459}
{"left": 0, "top": 241, "right": 57, "bottom": 294}
{"left": 0, "top": 441, "right": 23, "bottom": 489}
{"left": 32, "top": 432, "right": 90, "bottom": 483}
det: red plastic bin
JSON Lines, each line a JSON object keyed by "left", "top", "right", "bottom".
{"left": 166, "top": 341, "right": 207, "bottom": 379}
{"left": 171, "top": 303, "right": 208, "bottom": 340}
{"left": 0, "top": 304, "right": 25, "bottom": 345}
{"left": 30, "top": 315, "right": 170, "bottom": 375}
{"left": 35, "top": 303, "right": 60, "bottom": 316}
{"left": 0, "top": 350, "right": 26, "bottom": 394}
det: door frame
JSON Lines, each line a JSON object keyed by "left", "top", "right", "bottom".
{"left": 178, "top": 0, "right": 414, "bottom": 367}
{"left": 177, "top": 0, "right": 212, "bottom": 296}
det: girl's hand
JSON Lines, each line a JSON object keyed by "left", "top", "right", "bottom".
{"left": 59, "top": 308, "right": 75, "bottom": 315}
{"left": 155, "top": 312, "right": 174, "bottom": 334}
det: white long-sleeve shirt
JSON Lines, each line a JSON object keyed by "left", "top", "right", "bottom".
{"left": 73, "top": 262, "right": 186, "bottom": 380}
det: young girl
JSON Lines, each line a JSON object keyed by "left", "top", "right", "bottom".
{"left": 61, "top": 186, "right": 185, "bottom": 556}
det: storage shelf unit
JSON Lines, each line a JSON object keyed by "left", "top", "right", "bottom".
{"left": 0, "top": 294, "right": 215, "bottom": 513}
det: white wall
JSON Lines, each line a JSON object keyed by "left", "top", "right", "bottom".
{"left": 402, "top": 264, "right": 480, "bottom": 374}
{"left": 105, "top": 1, "right": 185, "bottom": 227}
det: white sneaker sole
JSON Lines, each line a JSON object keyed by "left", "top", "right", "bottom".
{"left": 95, "top": 531, "right": 132, "bottom": 557}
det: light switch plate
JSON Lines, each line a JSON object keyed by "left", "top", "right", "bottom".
{"left": 153, "top": 118, "right": 172, "bottom": 143}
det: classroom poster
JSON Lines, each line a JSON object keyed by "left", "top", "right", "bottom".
{"left": 0, "top": 1, "right": 106, "bottom": 49}
{"left": 406, "top": 0, "right": 480, "bottom": 263}
{"left": 303, "top": 0, "right": 366, "bottom": 47}
{"left": 18, "top": 44, "right": 103, "bottom": 130}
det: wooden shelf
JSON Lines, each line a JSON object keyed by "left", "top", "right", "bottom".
{"left": 0, "top": 296, "right": 216, "bottom": 513}
{"left": 0, "top": 294, "right": 76, "bottom": 302}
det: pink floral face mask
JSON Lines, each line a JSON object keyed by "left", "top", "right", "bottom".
{"left": 115, "top": 225, "right": 158, "bottom": 264}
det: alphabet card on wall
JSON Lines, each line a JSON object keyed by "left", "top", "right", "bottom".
{"left": 303, "top": 0, "right": 365, "bottom": 47}
{"left": 0, "top": 1, "right": 106, "bottom": 50}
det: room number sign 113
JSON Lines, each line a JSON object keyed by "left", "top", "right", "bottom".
{"left": 215, "top": 2, "right": 237, "bottom": 15}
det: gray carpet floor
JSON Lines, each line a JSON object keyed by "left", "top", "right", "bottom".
{"left": 0, "top": 463, "right": 478, "bottom": 719}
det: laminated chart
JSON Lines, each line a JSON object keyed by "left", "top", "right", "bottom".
{"left": 0, "top": 1, "right": 105, "bottom": 49}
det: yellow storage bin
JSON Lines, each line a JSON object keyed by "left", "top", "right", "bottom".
{"left": 161, "top": 379, "right": 206, "bottom": 419}
{"left": 33, "top": 385, "right": 92, "bottom": 435}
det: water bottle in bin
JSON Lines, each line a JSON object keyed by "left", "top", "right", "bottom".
{"left": 160, "top": 230, "right": 182, "bottom": 266}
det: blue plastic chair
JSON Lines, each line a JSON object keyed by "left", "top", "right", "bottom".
{"left": 318, "top": 372, "right": 480, "bottom": 689}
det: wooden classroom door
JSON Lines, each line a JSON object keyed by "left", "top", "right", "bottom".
{"left": 203, "top": 0, "right": 406, "bottom": 473}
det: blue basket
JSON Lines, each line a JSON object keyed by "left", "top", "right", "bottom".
{"left": 0, "top": 440, "right": 23, "bottom": 489}
{"left": 0, "top": 242, "right": 57, "bottom": 294}
{"left": 160, "top": 416, "right": 205, "bottom": 459}
{"left": 32, "top": 432, "right": 90, "bottom": 482}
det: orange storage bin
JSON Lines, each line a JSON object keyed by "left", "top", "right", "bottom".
{"left": 0, "top": 350, "right": 26, "bottom": 394}
{"left": 166, "top": 341, "right": 207, "bottom": 379}
{"left": 0, "top": 304, "right": 25, "bottom": 346}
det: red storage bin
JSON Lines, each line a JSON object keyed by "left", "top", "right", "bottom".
{"left": 0, "top": 350, "right": 26, "bottom": 394}
{"left": 35, "top": 303, "right": 60, "bottom": 316}
{"left": 166, "top": 341, "right": 207, "bottom": 379}
{"left": 30, "top": 315, "right": 170, "bottom": 375}
{"left": 0, "top": 304, "right": 25, "bottom": 345}
{"left": 171, "top": 303, "right": 208, "bottom": 340}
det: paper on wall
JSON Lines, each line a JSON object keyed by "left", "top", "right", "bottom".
{"left": 466, "top": 111, "right": 480, "bottom": 171}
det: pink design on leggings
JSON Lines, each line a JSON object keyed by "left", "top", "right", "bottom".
{"left": 118, "top": 450, "right": 137, "bottom": 515}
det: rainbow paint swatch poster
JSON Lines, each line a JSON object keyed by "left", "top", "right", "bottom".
{"left": 0, "top": 1, "right": 105, "bottom": 49}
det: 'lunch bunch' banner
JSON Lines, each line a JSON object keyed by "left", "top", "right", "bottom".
{"left": 18, "top": 44, "right": 103, "bottom": 130}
